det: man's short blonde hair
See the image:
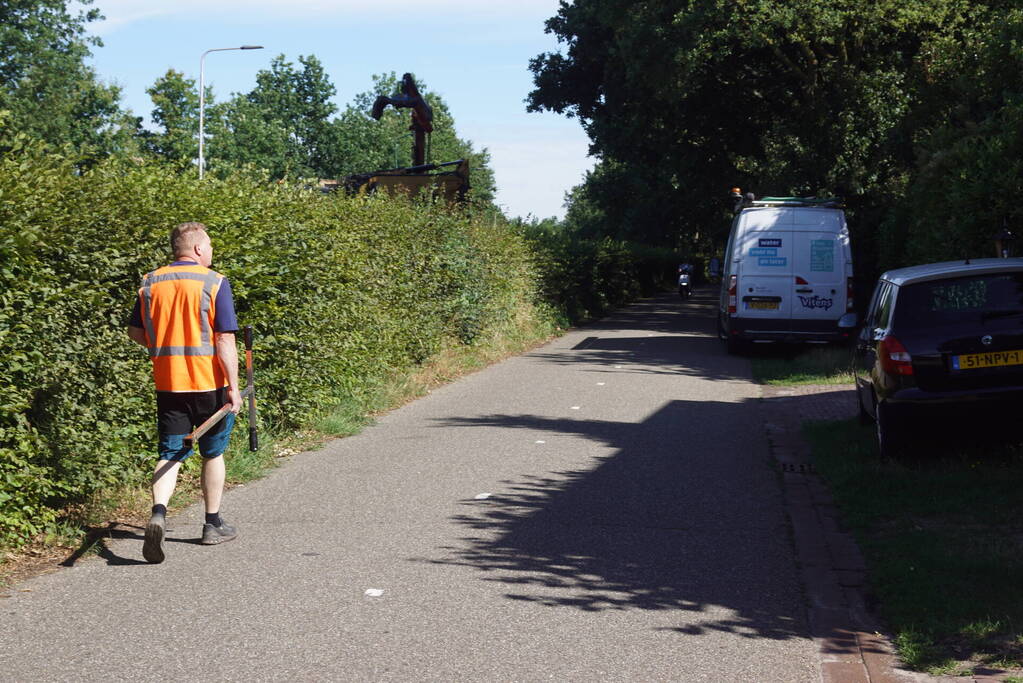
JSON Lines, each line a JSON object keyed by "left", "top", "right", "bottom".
{"left": 170, "top": 222, "right": 208, "bottom": 256}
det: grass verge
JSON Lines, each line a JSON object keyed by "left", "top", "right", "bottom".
{"left": 804, "top": 418, "right": 1023, "bottom": 676}
{"left": 750, "top": 343, "right": 855, "bottom": 385}
{"left": 0, "top": 304, "right": 560, "bottom": 587}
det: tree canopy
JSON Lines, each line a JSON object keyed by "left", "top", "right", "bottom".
{"left": 0, "top": 0, "right": 137, "bottom": 158}
{"left": 529, "top": 0, "right": 1020, "bottom": 272}
{"left": 1, "top": 3, "right": 496, "bottom": 206}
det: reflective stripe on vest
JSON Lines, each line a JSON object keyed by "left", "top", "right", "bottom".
{"left": 138, "top": 265, "right": 226, "bottom": 392}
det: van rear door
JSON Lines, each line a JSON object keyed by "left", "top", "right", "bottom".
{"left": 790, "top": 210, "right": 847, "bottom": 325}
{"left": 736, "top": 210, "right": 793, "bottom": 325}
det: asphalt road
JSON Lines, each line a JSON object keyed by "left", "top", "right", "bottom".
{"left": 1, "top": 289, "right": 819, "bottom": 681}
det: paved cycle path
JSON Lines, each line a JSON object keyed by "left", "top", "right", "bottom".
{"left": 1, "top": 290, "right": 818, "bottom": 681}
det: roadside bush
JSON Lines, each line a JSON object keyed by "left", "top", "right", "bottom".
{"left": 0, "top": 142, "right": 657, "bottom": 548}
{"left": 525, "top": 231, "right": 678, "bottom": 325}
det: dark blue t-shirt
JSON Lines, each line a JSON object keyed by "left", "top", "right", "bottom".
{"left": 129, "top": 261, "right": 238, "bottom": 333}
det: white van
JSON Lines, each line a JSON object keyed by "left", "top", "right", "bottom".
{"left": 717, "top": 195, "right": 857, "bottom": 353}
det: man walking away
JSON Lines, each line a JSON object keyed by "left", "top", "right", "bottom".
{"left": 127, "top": 222, "right": 242, "bottom": 564}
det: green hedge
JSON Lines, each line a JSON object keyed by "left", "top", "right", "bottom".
{"left": 523, "top": 230, "right": 678, "bottom": 325}
{"left": 0, "top": 138, "right": 668, "bottom": 548}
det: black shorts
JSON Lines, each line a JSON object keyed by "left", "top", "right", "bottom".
{"left": 156, "top": 388, "right": 234, "bottom": 461}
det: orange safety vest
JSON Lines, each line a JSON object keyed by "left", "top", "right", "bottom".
{"left": 138, "top": 263, "right": 228, "bottom": 393}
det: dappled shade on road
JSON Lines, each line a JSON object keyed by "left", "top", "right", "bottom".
{"left": 424, "top": 394, "right": 807, "bottom": 642}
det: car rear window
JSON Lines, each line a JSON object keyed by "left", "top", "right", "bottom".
{"left": 895, "top": 272, "right": 1023, "bottom": 329}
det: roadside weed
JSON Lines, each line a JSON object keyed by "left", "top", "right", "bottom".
{"left": 805, "top": 418, "right": 1023, "bottom": 675}
{"left": 750, "top": 344, "right": 855, "bottom": 385}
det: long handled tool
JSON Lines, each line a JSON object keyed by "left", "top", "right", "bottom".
{"left": 244, "top": 325, "right": 257, "bottom": 451}
{"left": 184, "top": 325, "right": 258, "bottom": 451}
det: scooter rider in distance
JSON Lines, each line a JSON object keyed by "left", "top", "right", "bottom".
{"left": 678, "top": 263, "right": 693, "bottom": 299}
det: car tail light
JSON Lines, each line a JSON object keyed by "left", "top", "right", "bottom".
{"left": 728, "top": 275, "right": 737, "bottom": 313}
{"left": 879, "top": 335, "right": 913, "bottom": 376}
{"left": 795, "top": 276, "right": 809, "bottom": 285}
{"left": 847, "top": 277, "right": 854, "bottom": 311}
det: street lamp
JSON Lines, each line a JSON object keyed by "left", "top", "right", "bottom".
{"left": 198, "top": 45, "right": 263, "bottom": 179}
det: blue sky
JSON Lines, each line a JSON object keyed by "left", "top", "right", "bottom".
{"left": 81, "top": 0, "right": 593, "bottom": 220}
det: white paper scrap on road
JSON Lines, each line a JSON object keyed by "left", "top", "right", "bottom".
{"left": 535, "top": 440, "right": 546, "bottom": 444}
{"left": 571, "top": 406, "right": 581, "bottom": 410}
{"left": 474, "top": 493, "right": 491, "bottom": 500}
{"left": 596, "top": 382, "right": 606, "bottom": 386}
{"left": 365, "top": 589, "right": 384, "bottom": 597}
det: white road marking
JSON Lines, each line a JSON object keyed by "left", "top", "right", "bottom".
{"left": 474, "top": 493, "right": 492, "bottom": 500}
{"left": 535, "top": 440, "right": 546, "bottom": 444}
{"left": 570, "top": 406, "right": 581, "bottom": 410}
{"left": 365, "top": 589, "right": 384, "bottom": 597}
{"left": 614, "top": 365, "right": 623, "bottom": 369}
{"left": 596, "top": 382, "right": 606, "bottom": 386}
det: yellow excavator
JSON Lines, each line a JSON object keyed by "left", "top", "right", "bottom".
{"left": 326, "top": 73, "right": 470, "bottom": 203}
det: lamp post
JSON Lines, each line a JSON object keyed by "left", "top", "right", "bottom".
{"left": 198, "top": 45, "right": 263, "bottom": 179}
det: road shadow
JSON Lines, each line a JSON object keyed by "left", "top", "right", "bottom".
{"left": 424, "top": 398, "right": 806, "bottom": 641}
{"left": 412, "top": 290, "right": 811, "bottom": 641}
{"left": 61, "top": 523, "right": 201, "bottom": 567}
{"left": 524, "top": 289, "right": 747, "bottom": 382}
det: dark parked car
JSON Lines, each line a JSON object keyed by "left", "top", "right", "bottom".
{"left": 855, "top": 258, "right": 1023, "bottom": 456}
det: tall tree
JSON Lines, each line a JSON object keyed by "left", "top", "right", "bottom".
{"left": 528, "top": 0, "right": 971, "bottom": 250}
{"left": 208, "top": 54, "right": 339, "bottom": 178}
{"left": 878, "top": 5, "right": 1023, "bottom": 268}
{"left": 141, "top": 69, "right": 201, "bottom": 164}
{"left": 0, "top": 0, "right": 137, "bottom": 157}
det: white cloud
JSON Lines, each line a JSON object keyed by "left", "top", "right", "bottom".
{"left": 89, "top": 0, "right": 561, "bottom": 35}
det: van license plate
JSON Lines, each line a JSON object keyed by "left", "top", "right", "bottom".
{"left": 952, "top": 349, "right": 1023, "bottom": 370}
{"left": 747, "top": 301, "right": 779, "bottom": 310}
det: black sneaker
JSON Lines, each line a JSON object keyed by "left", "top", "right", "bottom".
{"left": 142, "top": 514, "right": 166, "bottom": 564}
{"left": 201, "top": 520, "right": 238, "bottom": 545}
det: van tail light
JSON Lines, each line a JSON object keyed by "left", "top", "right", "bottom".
{"left": 879, "top": 335, "right": 913, "bottom": 376}
{"left": 727, "top": 275, "right": 737, "bottom": 313}
{"left": 795, "top": 276, "right": 809, "bottom": 285}
{"left": 847, "top": 277, "right": 855, "bottom": 311}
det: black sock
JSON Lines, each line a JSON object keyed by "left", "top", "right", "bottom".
{"left": 152, "top": 504, "right": 167, "bottom": 517}
{"left": 205, "top": 512, "right": 222, "bottom": 527}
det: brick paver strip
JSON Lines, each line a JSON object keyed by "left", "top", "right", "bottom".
{"left": 823, "top": 661, "right": 871, "bottom": 683}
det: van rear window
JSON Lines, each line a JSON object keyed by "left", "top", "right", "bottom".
{"left": 895, "top": 272, "right": 1023, "bottom": 329}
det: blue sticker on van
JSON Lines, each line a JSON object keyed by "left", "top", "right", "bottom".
{"left": 759, "top": 238, "right": 783, "bottom": 248}
{"left": 810, "top": 240, "right": 834, "bottom": 272}
{"left": 758, "top": 257, "right": 787, "bottom": 267}
{"left": 749, "top": 247, "right": 777, "bottom": 256}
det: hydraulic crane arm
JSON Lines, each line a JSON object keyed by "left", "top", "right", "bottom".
{"left": 370, "top": 73, "right": 433, "bottom": 165}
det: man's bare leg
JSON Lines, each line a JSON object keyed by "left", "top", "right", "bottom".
{"left": 201, "top": 455, "right": 225, "bottom": 514}
{"left": 152, "top": 460, "right": 181, "bottom": 506}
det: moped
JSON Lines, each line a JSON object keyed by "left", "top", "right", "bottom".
{"left": 678, "top": 271, "right": 691, "bottom": 299}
